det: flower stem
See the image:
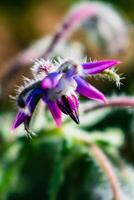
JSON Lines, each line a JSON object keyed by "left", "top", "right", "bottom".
{"left": 42, "top": 3, "right": 97, "bottom": 59}
{"left": 89, "top": 143, "right": 124, "bottom": 200}
{"left": 83, "top": 97, "right": 134, "bottom": 113}
{"left": 64, "top": 129, "right": 125, "bottom": 200}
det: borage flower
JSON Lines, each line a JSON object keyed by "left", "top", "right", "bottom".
{"left": 12, "top": 58, "right": 121, "bottom": 134}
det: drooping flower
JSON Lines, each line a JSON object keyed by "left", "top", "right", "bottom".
{"left": 12, "top": 58, "right": 121, "bottom": 134}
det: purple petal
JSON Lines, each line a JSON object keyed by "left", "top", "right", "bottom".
{"left": 12, "top": 89, "right": 41, "bottom": 130}
{"left": 41, "top": 72, "right": 62, "bottom": 89}
{"left": 75, "top": 76, "right": 107, "bottom": 103}
{"left": 42, "top": 95, "right": 61, "bottom": 127}
{"left": 67, "top": 94, "right": 79, "bottom": 111}
{"left": 26, "top": 89, "right": 41, "bottom": 114}
{"left": 81, "top": 60, "right": 121, "bottom": 75}
{"left": 47, "top": 100, "right": 62, "bottom": 127}
{"left": 12, "top": 111, "right": 27, "bottom": 129}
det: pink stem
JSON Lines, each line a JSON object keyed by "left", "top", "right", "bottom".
{"left": 84, "top": 97, "right": 134, "bottom": 113}
{"left": 42, "top": 4, "right": 97, "bottom": 59}
{"left": 90, "top": 144, "right": 124, "bottom": 200}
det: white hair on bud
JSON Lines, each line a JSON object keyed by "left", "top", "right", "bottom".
{"left": 92, "top": 68, "right": 124, "bottom": 88}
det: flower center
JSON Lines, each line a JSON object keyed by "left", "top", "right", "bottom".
{"left": 55, "top": 75, "right": 77, "bottom": 98}
{"left": 59, "top": 59, "right": 83, "bottom": 76}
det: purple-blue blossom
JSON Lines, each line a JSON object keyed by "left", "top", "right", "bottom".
{"left": 12, "top": 58, "right": 121, "bottom": 133}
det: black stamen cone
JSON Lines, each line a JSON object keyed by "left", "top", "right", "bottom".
{"left": 57, "top": 100, "right": 68, "bottom": 114}
{"left": 69, "top": 110, "right": 80, "bottom": 124}
{"left": 61, "top": 95, "right": 80, "bottom": 124}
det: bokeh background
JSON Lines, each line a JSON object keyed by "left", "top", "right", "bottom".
{"left": 0, "top": 0, "right": 134, "bottom": 200}
{"left": 0, "top": 0, "right": 134, "bottom": 99}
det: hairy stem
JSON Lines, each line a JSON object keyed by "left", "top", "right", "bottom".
{"left": 65, "top": 129, "right": 124, "bottom": 200}
{"left": 89, "top": 143, "right": 124, "bottom": 200}
{"left": 83, "top": 97, "right": 134, "bottom": 113}
{"left": 42, "top": 3, "right": 97, "bottom": 59}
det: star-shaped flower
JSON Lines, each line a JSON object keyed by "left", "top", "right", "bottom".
{"left": 12, "top": 58, "right": 121, "bottom": 134}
